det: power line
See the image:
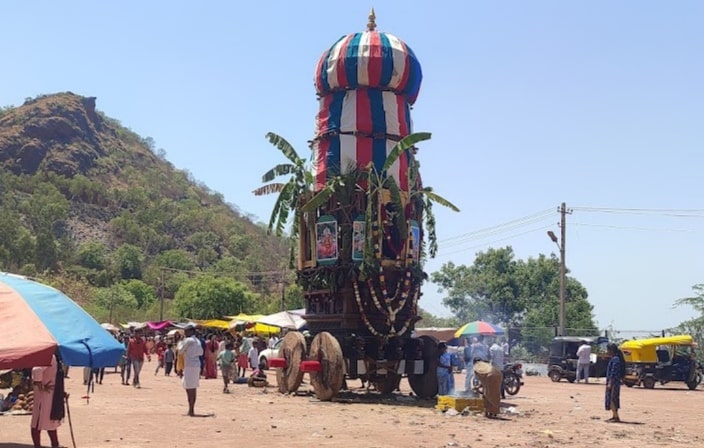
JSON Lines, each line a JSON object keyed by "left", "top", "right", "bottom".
{"left": 572, "top": 207, "right": 704, "bottom": 218}
{"left": 573, "top": 222, "right": 696, "bottom": 232}
{"left": 439, "top": 208, "right": 554, "bottom": 245}
{"left": 437, "top": 224, "right": 554, "bottom": 258}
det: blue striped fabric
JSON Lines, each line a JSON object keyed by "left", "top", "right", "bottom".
{"left": 315, "top": 31, "right": 422, "bottom": 105}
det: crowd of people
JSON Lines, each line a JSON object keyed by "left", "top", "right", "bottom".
{"left": 70, "top": 324, "right": 279, "bottom": 419}
{"left": 437, "top": 335, "right": 627, "bottom": 421}
{"left": 5, "top": 327, "right": 630, "bottom": 446}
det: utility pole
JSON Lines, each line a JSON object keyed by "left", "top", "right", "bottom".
{"left": 159, "top": 269, "right": 165, "bottom": 321}
{"left": 558, "top": 202, "right": 567, "bottom": 337}
{"left": 547, "top": 202, "right": 570, "bottom": 337}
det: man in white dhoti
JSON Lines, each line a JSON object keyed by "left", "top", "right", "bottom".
{"left": 178, "top": 324, "right": 204, "bottom": 416}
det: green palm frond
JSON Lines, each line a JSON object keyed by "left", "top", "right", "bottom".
{"left": 382, "top": 132, "right": 432, "bottom": 172}
{"left": 268, "top": 180, "right": 295, "bottom": 236}
{"left": 421, "top": 188, "right": 460, "bottom": 212}
{"left": 253, "top": 183, "right": 286, "bottom": 196}
{"left": 423, "top": 199, "right": 438, "bottom": 258}
{"left": 261, "top": 164, "right": 296, "bottom": 183}
{"left": 265, "top": 132, "right": 303, "bottom": 165}
{"left": 300, "top": 185, "right": 335, "bottom": 213}
{"left": 385, "top": 177, "right": 407, "bottom": 239}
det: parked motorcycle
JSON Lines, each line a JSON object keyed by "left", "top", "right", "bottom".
{"left": 471, "top": 362, "right": 524, "bottom": 396}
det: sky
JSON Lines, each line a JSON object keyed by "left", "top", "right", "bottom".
{"left": 2, "top": 1, "right": 702, "bottom": 334}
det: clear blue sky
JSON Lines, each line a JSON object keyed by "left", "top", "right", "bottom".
{"left": 2, "top": 2, "right": 702, "bottom": 333}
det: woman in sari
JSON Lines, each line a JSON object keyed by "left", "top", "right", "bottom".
{"left": 473, "top": 358, "right": 502, "bottom": 418}
{"left": 605, "top": 343, "right": 626, "bottom": 422}
{"left": 204, "top": 334, "right": 219, "bottom": 379}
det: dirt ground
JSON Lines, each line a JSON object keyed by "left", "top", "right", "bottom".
{"left": 1, "top": 365, "right": 702, "bottom": 448}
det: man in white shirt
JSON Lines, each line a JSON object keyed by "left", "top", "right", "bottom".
{"left": 268, "top": 334, "right": 279, "bottom": 349}
{"left": 576, "top": 342, "right": 592, "bottom": 384}
{"left": 489, "top": 341, "right": 505, "bottom": 399}
{"left": 178, "top": 324, "right": 204, "bottom": 416}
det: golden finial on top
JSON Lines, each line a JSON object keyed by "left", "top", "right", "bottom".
{"left": 367, "top": 8, "right": 376, "bottom": 31}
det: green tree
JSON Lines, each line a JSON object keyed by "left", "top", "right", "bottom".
{"left": 35, "top": 229, "right": 59, "bottom": 271}
{"left": 93, "top": 284, "right": 139, "bottom": 323}
{"left": 417, "top": 307, "right": 461, "bottom": 328}
{"left": 673, "top": 284, "right": 704, "bottom": 361}
{"left": 154, "top": 249, "right": 195, "bottom": 271}
{"left": 120, "top": 279, "right": 157, "bottom": 309}
{"left": 173, "top": 276, "right": 257, "bottom": 319}
{"left": 432, "top": 248, "right": 523, "bottom": 325}
{"left": 114, "top": 243, "right": 144, "bottom": 280}
{"left": 77, "top": 241, "right": 108, "bottom": 270}
{"left": 431, "top": 246, "right": 596, "bottom": 343}
{"left": 22, "top": 183, "right": 69, "bottom": 232}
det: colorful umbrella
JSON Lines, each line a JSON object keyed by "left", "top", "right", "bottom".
{"left": 0, "top": 273, "right": 125, "bottom": 369}
{"left": 454, "top": 320, "right": 505, "bottom": 338}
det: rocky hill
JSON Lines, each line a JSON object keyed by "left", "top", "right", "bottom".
{"left": 0, "top": 92, "right": 290, "bottom": 314}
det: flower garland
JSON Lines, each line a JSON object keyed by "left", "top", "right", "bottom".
{"left": 394, "top": 285, "right": 421, "bottom": 337}
{"left": 354, "top": 269, "right": 418, "bottom": 338}
{"left": 371, "top": 220, "right": 381, "bottom": 260}
{"left": 352, "top": 275, "right": 384, "bottom": 338}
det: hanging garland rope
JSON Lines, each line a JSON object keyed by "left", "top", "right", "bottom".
{"left": 353, "top": 269, "right": 419, "bottom": 338}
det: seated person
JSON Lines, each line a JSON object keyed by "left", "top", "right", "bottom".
{"left": 0, "top": 386, "right": 22, "bottom": 412}
{"left": 247, "top": 361, "right": 269, "bottom": 388}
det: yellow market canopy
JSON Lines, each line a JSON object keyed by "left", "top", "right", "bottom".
{"left": 190, "top": 319, "right": 231, "bottom": 330}
{"left": 226, "top": 313, "right": 280, "bottom": 335}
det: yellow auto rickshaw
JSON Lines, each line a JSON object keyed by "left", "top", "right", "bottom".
{"left": 620, "top": 335, "right": 701, "bottom": 390}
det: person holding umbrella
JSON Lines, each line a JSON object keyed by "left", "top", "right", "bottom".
{"left": 30, "top": 351, "right": 67, "bottom": 448}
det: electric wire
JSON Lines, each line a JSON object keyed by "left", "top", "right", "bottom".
{"left": 439, "top": 208, "right": 555, "bottom": 245}
{"left": 572, "top": 222, "right": 696, "bottom": 232}
{"left": 437, "top": 224, "right": 554, "bottom": 258}
{"left": 572, "top": 207, "right": 704, "bottom": 218}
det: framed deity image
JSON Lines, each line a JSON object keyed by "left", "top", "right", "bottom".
{"left": 352, "top": 215, "right": 365, "bottom": 262}
{"left": 410, "top": 220, "right": 421, "bottom": 262}
{"left": 316, "top": 216, "right": 338, "bottom": 265}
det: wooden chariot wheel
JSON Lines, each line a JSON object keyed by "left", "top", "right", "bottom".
{"left": 407, "top": 335, "right": 439, "bottom": 399}
{"left": 372, "top": 371, "right": 402, "bottom": 395}
{"left": 308, "top": 331, "right": 345, "bottom": 401}
{"left": 275, "top": 331, "right": 307, "bottom": 394}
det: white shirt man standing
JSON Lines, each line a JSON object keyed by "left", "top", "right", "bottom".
{"left": 576, "top": 342, "right": 592, "bottom": 383}
{"left": 178, "top": 324, "right": 204, "bottom": 416}
{"left": 489, "top": 341, "right": 506, "bottom": 399}
{"left": 489, "top": 341, "right": 504, "bottom": 370}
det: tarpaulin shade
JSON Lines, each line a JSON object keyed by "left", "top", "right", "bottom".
{"left": 0, "top": 273, "right": 125, "bottom": 369}
{"left": 146, "top": 321, "right": 174, "bottom": 331}
{"left": 226, "top": 313, "right": 280, "bottom": 335}
{"left": 256, "top": 310, "right": 307, "bottom": 330}
{"left": 191, "top": 319, "right": 231, "bottom": 330}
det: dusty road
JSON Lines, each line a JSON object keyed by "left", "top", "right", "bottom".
{"left": 1, "top": 366, "right": 701, "bottom": 448}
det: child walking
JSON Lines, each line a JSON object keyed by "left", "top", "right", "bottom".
{"left": 154, "top": 343, "right": 166, "bottom": 375}
{"left": 163, "top": 344, "right": 175, "bottom": 376}
{"left": 217, "top": 342, "right": 235, "bottom": 393}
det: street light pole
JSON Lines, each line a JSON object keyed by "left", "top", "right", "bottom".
{"left": 547, "top": 202, "right": 568, "bottom": 336}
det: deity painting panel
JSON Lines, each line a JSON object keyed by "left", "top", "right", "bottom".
{"left": 352, "top": 216, "right": 365, "bottom": 262}
{"left": 316, "top": 217, "right": 338, "bottom": 265}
